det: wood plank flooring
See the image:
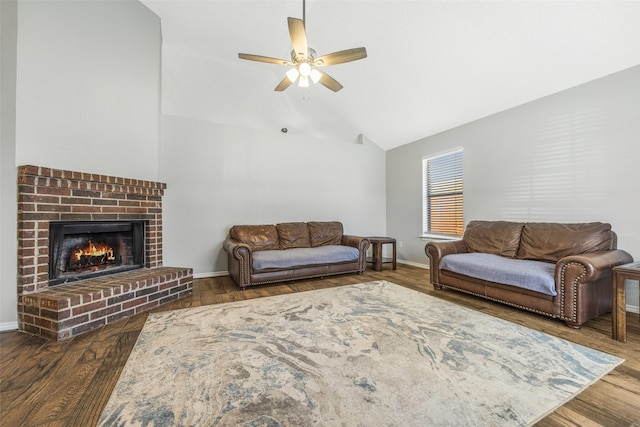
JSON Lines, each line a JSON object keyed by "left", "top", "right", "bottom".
{"left": 1, "top": 265, "right": 639, "bottom": 426}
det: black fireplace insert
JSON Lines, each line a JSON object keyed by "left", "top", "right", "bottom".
{"left": 48, "top": 221, "right": 145, "bottom": 286}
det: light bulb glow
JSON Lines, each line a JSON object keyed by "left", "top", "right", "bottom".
{"left": 286, "top": 68, "right": 299, "bottom": 83}
{"left": 298, "top": 76, "right": 309, "bottom": 87}
{"left": 298, "top": 62, "right": 311, "bottom": 77}
{"left": 310, "top": 69, "right": 322, "bottom": 84}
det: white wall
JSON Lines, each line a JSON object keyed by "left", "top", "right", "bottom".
{"left": 0, "top": 0, "right": 19, "bottom": 330}
{"left": 387, "top": 65, "right": 640, "bottom": 312}
{"left": 0, "top": 0, "right": 161, "bottom": 328}
{"left": 160, "top": 115, "right": 387, "bottom": 276}
{"left": 14, "top": 0, "right": 161, "bottom": 180}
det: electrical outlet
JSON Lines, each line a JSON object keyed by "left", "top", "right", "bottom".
{"left": 399, "top": 241, "right": 403, "bottom": 248}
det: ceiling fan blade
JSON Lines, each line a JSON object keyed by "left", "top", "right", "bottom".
{"left": 317, "top": 70, "right": 343, "bottom": 92}
{"left": 274, "top": 76, "right": 294, "bottom": 92}
{"left": 288, "top": 17, "right": 308, "bottom": 59}
{"left": 238, "top": 53, "right": 290, "bottom": 65}
{"left": 315, "top": 47, "right": 367, "bottom": 66}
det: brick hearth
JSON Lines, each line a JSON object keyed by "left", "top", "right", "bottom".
{"left": 17, "top": 165, "right": 193, "bottom": 340}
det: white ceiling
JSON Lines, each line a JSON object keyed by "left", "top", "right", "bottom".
{"left": 141, "top": 0, "right": 640, "bottom": 151}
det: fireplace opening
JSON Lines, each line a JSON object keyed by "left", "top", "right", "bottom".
{"left": 49, "top": 221, "right": 145, "bottom": 286}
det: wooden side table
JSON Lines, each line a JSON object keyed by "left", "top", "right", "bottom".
{"left": 612, "top": 261, "right": 640, "bottom": 343}
{"left": 368, "top": 237, "right": 397, "bottom": 272}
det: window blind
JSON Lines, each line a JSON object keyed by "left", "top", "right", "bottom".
{"left": 423, "top": 148, "right": 464, "bottom": 236}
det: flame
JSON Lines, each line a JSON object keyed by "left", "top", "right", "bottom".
{"left": 73, "top": 241, "right": 115, "bottom": 262}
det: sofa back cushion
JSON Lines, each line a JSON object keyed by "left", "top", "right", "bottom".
{"left": 276, "top": 222, "right": 311, "bottom": 249}
{"left": 230, "top": 224, "right": 280, "bottom": 251}
{"left": 517, "top": 222, "right": 614, "bottom": 262}
{"left": 463, "top": 220, "right": 525, "bottom": 257}
{"left": 308, "top": 221, "right": 343, "bottom": 247}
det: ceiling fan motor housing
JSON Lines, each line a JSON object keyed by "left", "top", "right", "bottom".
{"left": 291, "top": 48, "right": 317, "bottom": 63}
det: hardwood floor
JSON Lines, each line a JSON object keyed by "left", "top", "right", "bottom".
{"left": 2, "top": 265, "right": 639, "bottom": 426}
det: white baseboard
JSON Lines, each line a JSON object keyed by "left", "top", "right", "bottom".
{"left": 191, "top": 263, "right": 431, "bottom": 279}
{"left": 0, "top": 321, "right": 18, "bottom": 332}
{"left": 196, "top": 264, "right": 430, "bottom": 277}
{"left": 193, "top": 271, "right": 229, "bottom": 279}
{"left": 397, "top": 259, "right": 429, "bottom": 269}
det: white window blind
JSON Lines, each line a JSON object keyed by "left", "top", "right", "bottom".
{"left": 422, "top": 148, "right": 464, "bottom": 236}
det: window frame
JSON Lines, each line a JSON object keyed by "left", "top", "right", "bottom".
{"left": 422, "top": 147, "right": 464, "bottom": 238}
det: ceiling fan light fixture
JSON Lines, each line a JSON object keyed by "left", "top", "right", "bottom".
{"left": 286, "top": 67, "right": 299, "bottom": 82}
{"left": 310, "top": 68, "right": 322, "bottom": 84}
{"left": 298, "top": 62, "right": 312, "bottom": 77}
{"left": 298, "top": 75, "right": 309, "bottom": 87}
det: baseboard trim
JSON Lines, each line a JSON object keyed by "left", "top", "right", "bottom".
{"left": 0, "top": 321, "right": 18, "bottom": 332}
{"left": 191, "top": 264, "right": 431, "bottom": 279}
{"left": 193, "top": 271, "right": 229, "bottom": 279}
{"left": 397, "top": 259, "right": 429, "bottom": 269}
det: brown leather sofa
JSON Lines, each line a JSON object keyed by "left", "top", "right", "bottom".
{"left": 224, "top": 221, "right": 370, "bottom": 289}
{"left": 425, "top": 221, "right": 633, "bottom": 328}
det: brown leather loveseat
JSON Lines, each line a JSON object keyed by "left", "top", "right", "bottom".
{"left": 224, "top": 221, "right": 370, "bottom": 289}
{"left": 425, "top": 221, "right": 633, "bottom": 328}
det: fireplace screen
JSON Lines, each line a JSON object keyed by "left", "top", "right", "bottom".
{"left": 49, "top": 221, "right": 145, "bottom": 286}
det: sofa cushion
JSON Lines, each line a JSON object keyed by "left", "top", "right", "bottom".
{"left": 463, "top": 220, "right": 525, "bottom": 257}
{"left": 276, "top": 222, "right": 311, "bottom": 249}
{"left": 252, "top": 246, "right": 360, "bottom": 270}
{"left": 230, "top": 224, "right": 279, "bottom": 251}
{"left": 308, "top": 221, "right": 343, "bottom": 247}
{"left": 517, "top": 222, "right": 613, "bottom": 262}
{"left": 440, "top": 253, "right": 557, "bottom": 296}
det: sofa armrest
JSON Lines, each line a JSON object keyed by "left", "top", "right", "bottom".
{"left": 555, "top": 249, "right": 633, "bottom": 325}
{"left": 425, "top": 240, "right": 469, "bottom": 287}
{"left": 223, "top": 238, "right": 253, "bottom": 288}
{"left": 341, "top": 235, "right": 370, "bottom": 272}
{"left": 223, "top": 238, "right": 251, "bottom": 258}
{"left": 341, "top": 235, "right": 370, "bottom": 252}
{"left": 555, "top": 249, "right": 634, "bottom": 284}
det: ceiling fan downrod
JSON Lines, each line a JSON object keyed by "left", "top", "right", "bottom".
{"left": 302, "top": 0, "right": 306, "bottom": 26}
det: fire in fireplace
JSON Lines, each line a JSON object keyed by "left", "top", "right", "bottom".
{"left": 49, "top": 221, "right": 145, "bottom": 286}
{"left": 69, "top": 240, "right": 116, "bottom": 270}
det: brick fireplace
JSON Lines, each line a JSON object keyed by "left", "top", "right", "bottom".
{"left": 17, "top": 165, "right": 193, "bottom": 340}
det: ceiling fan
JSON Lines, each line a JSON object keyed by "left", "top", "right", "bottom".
{"left": 238, "top": 0, "right": 367, "bottom": 92}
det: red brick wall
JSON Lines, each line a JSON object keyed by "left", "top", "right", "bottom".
{"left": 15, "top": 165, "right": 192, "bottom": 340}
{"left": 17, "top": 165, "right": 166, "bottom": 295}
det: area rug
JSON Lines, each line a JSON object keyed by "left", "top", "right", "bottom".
{"left": 98, "top": 280, "right": 623, "bottom": 427}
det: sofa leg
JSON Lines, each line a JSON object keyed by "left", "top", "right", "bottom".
{"left": 433, "top": 283, "right": 443, "bottom": 290}
{"left": 564, "top": 321, "right": 582, "bottom": 329}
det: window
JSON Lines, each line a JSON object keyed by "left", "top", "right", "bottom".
{"left": 422, "top": 148, "right": 464, "bottom": 236}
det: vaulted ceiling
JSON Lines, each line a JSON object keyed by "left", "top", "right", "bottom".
{"left": 141, "top": 0, "right": 640, "bottom": 150}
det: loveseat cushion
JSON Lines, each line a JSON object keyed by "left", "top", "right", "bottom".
{"left": 308, "top": 221, "right": 343, "bottom": 247}
{"left": 252, "top": 245, "right": 360, "bottom": 270}
{"left": 277, "top": 222, "right": 311, "bottom": 249}
{"left": 230, "top": 224, "right": 280, "bottom": 251}
{"left": 516, "top": 222, "right": 613, "bottom": 262}
{"left": 440, "top": 253, "right": 557, "bottom": 296}
{"left": 463, "top": 220, "right": 525, "bottom": 257}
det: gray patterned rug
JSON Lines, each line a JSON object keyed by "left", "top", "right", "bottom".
{"left": 99, "top": 280, "right": 623, "bottom": 426}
